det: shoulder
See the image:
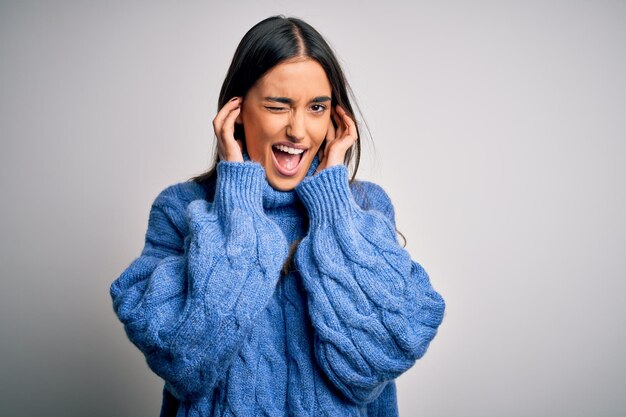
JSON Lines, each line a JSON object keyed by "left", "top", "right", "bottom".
{"left": 152, "top": 180, "right": 209, "bottom": 209}
{"left": 349, "top": 180, "right": 396, "bottom": 225}
{"left": 147, "top": 180, "right": 210, "bottom": 241}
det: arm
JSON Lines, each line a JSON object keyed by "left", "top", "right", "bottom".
{"left": 295, "top": 165, "right": 445, "bottom": 405}
{"left": 110, "top": 162, "right": 288, "bottom": 401}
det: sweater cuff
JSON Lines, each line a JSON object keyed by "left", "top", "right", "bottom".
{"left": 215, "top": 161, "right": 265, "bottom": 214}
{"left": 295, "top": 165, "right": 359, "bottom": 223}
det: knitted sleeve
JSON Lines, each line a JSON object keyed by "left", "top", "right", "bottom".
{"left": 109, "top": 161, "right": 288, "bottom": 401}
{"left": 294, "top": 165, "right": 445, "bottom": 405}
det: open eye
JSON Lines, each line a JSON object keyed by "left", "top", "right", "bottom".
{"left": 310, "top": 104, "right": 327, "bottom": 113}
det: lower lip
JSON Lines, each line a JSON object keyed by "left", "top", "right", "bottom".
{"left": 271, "top": 149, "right": 306, "bottom": 177}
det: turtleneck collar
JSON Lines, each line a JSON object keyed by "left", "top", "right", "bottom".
{"left": 242, "top": 150, "right": 320, "bottom": 210}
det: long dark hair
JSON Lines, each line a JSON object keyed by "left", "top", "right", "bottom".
{"left": 189, "top": 16, "right": 406, "bottom": 251}
{"left": 190, "top": 15, "right": 361, "bottom": 186}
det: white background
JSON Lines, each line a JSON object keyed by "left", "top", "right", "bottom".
{"left": 1, "top": 1, "right": 625, "bottom": 416}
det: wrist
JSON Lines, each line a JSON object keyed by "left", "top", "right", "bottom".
{"left": 214, "top": 161, "right": 265, "bottom": 214}
{"left": 296, "top": 164, "right": 358, "bottom": 224}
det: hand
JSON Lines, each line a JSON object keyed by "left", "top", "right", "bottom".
{"left": 316, "top": 105, "right": 358, "bottom": 173}
{"left": 212, "top": 97, "right": 244, "bottom": 162}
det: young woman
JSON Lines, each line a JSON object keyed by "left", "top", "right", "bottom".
{"left": 110, "top": 15, "right": 445, "bottom": 417}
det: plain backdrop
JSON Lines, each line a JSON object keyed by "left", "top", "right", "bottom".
{"left": 1, "top": 1, "right": 625, "bottom": 416}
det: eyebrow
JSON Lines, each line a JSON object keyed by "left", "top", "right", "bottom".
{"left": 264, "top": 96, "right": 332, "bottom": 105}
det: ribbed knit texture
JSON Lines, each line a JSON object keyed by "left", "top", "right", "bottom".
{"left": 110, "top": 157, "right": 445, "bottom": 417}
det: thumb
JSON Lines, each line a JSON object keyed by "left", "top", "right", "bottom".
{"left": 235, "top": 139, "right": 244, "bottom": 154}
{"left": 317, "top": 140, "right": 326, "bottom": 161}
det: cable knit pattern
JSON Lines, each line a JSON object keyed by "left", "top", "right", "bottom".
{"left": 111, "top": 161, "right": 289, "bottom": 402}
{"left": 295, "top": 165, "right": 445, "bottom": 405}
{"left": 110, "top": 157, "right": 445, "bottom": 416}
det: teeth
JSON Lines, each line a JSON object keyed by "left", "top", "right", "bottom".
{"left": 273, "top": 144, "right": 305, "bottom": 155}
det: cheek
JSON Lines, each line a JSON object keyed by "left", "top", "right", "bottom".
{"left": 244, "top": 112, "right": 284, "bottom": 142}
{"left": 310, "top": 118, "right": 331, "bottom": 149}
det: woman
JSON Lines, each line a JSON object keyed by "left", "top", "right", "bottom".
{"left": 110, "top": 15, "right": 445, "bottom": 417}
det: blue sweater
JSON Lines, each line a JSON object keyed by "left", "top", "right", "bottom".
{"left": 110, "top": 155, "right": 445, "bottom": 416}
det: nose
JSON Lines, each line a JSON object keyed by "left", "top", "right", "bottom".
{"left": 286, "top": 110, "right": 305, "bottom": 142}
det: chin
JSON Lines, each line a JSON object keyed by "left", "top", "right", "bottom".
{"left": 266, "top": 172, "right": 305, "bottom": 191}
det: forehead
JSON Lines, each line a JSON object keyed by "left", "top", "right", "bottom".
{"left": 251, "top": 58, "right": 331, "bottom": 98}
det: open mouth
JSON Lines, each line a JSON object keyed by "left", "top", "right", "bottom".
{"left": 271, "top": 143, "right": 307, "bottom": 176}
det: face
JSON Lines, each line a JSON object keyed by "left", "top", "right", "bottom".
{"left": 238, "top": 58, "right": 332, "bottom": 191}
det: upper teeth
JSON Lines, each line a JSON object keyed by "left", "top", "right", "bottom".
{"left": 274, "top": 144, "right": 305, "bottom": 155}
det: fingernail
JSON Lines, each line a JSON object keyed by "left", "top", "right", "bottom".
{"left": 230, "top": 97, "right": 239, "bottom": 102}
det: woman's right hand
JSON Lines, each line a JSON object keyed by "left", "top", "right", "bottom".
{"left": 212, "top": 97, "right": 244, "bottom": 162}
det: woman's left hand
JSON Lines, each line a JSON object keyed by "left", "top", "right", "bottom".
{"left": 316, "top": 105, "right": 358, "bottom": 174}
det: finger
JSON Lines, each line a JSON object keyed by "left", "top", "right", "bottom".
{"left": 221, "top": 105, "right": 240, "bottom": 141}
{"left": 342, "top": 111, "right": 358, "bottom": 143}
{"left": 317, "top": 143, "right": 325, "bottom": 165}
{"left": 336, "top": 105, "right": 357, "bottom": 145}
{"left": 213, "top": 97, "right": 241, "bottom": 136}
{"left": 213, "top": 98, "right": 242, "bottom": 161}
{"left": 235, "top": 139, "right": 244, "bottom": 154}
{"left": 333, "top": 106, "right": 345, "bottom": 138}
{"left": 319, "top": 110, "right": 339, "bottom": 164}
{"left": 213, "top": 97, "right": 241, "bottom": 138}
{"left": 332, "top": 105, "right": 342, "bottom": 127}
{"left": 326, "top": 115, "right": 336, "bottom": 144}
{"left": 219, "top": 106, "right": 242, "bottom": 161}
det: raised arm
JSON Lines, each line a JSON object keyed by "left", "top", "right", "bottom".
{"left": 295, "top": 165, "right": 445, "bottom": 405}
{"left": 110, "top": 162, "right": 288, "bottom": 401}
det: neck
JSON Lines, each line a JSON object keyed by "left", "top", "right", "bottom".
{"left": 240, "top": 151, "right": 320, "bottom": 211}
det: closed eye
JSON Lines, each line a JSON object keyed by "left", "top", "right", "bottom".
{"left": 265, "top": 106, "right": 287, "bottom": 112}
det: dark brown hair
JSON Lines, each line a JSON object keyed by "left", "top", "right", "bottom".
{"left": 190, "top": 15, "right": 361, "bottom": 186}
{"left": 189, "top": 15, "right": 406, "bottom": 251}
